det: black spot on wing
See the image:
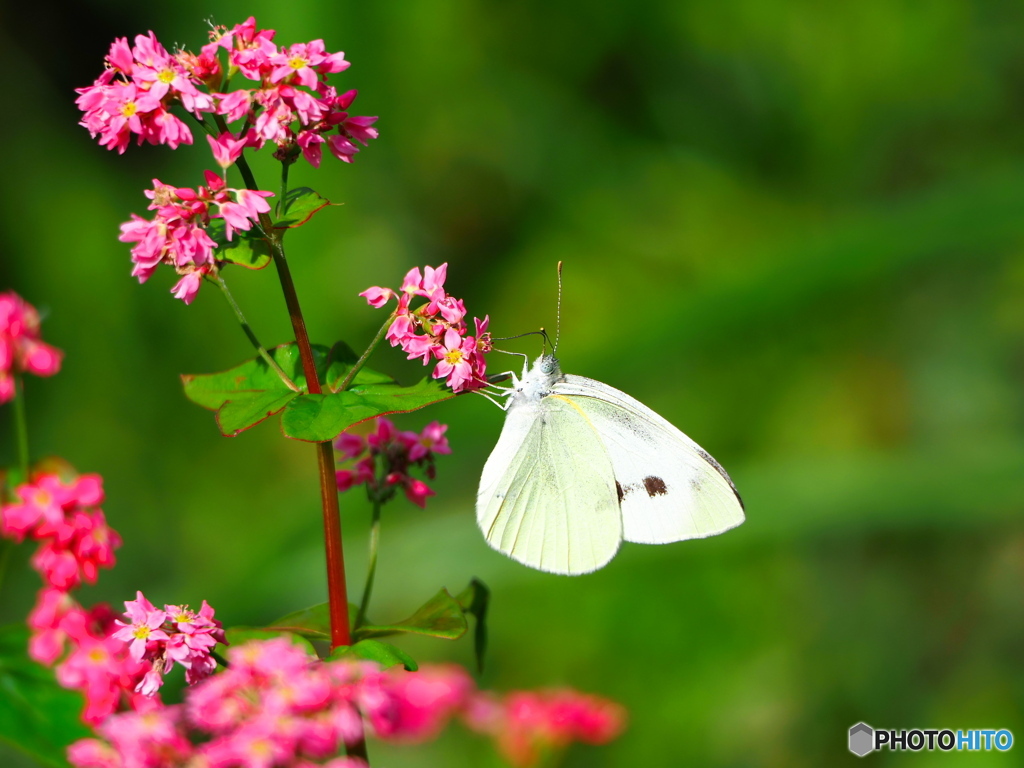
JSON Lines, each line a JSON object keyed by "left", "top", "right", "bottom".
{"left": 615, "top": 481, "right": 624, "bottom": 504}
{"left": 643, "top": 476, "right": 667, "bottom": 497}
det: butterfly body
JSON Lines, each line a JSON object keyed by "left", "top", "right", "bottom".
{"left": 476, "top": 354, "right": 744, "bottom": 575}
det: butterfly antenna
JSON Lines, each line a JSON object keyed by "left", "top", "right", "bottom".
{"left": 554, "top": 261, "right": 563, "bottom": 354}
{"left": 538, "top": 328, "right": 552, "bottom": 354}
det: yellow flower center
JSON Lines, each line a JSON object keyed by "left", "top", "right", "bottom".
{"left": 158, "top": 68, "right": 176, "bottom": 84}
{"left": 289, "top": 56, "right": 308, "bottom": 70}
{"left": 121, "top": 101, "right": 138, "bottom": 118}
{"left": 444, "top": 349, "right": 464, "bottom": 365}
{"left": 132, "top": 626, "right": 152, "bottom": 640}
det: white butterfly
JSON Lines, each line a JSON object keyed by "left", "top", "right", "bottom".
{"left": 476, "top": 354, "right": 744, "bottom": 575}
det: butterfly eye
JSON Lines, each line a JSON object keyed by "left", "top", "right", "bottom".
{"left": 539, "top": 356, "right": 557, "bottom": 374}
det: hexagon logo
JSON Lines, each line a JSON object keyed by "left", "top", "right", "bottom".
{"left": 849, "top": 722, "right": 874, "bottom": 757}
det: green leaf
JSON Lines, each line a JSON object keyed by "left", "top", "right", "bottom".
{"left": 281, "top": 377, "right": 457, "bottom": 442}
{"left": 354, "top": 588, "right": 468, "bottom": 642}
{"left": 223, "top": 627, "right": 318, "bottom": 656}
{"left": 273, "top": 187, "right": 335, "bottom": 229}
{"left": 0, "top": 625, "right": 90, "bottom": 768}
{"left": 456, "top": 578, "right": 491, "bottom": 674}
{"left": 182, "top": 343, "right": 398, "bottom": 438}
{"left": 268, "top": 603, "right": 331, "bottom": 640}
{"left": 181, "top": 344, "right": 318, "bottom": 437}
{"left": 329, "top": 640, "right": 418, "bottom": 671}
{"left": 208, "top": 218, "right": 272, "bottom": 270}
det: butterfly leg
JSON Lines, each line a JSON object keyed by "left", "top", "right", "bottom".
{"left": 474, "top": 390, "right": 509, "bottom": 409}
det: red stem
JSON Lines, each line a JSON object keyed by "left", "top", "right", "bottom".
{"left": 269, "top": 239, "right": 352, "bottom": 650}
{"left": 231, "top": 144, "right": 351, "bottom": 650}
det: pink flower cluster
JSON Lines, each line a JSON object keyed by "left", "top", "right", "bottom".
{"left": 47, "top": 601, "right": 152, "bottom": 724}
{"left": 68, "top": 638, "right": 625, "bottom": 768}
{"left": 2, "top": 474, "right": 119, "bottom": 596}
{"left": 0, "top": 473, "right": 151, "bottom": 722}
{"left": 334, "top": 417, "right": 451, "bottom": 508}
{"left": 118, "top": 172, "right": 272, "bottom": 304}
{"left": 360, "top": 264, "right": 492, "bottom": 393}
{"left": 0, "top": 292, "right": 62, "bottom": 402}
{"left": 76, "top": 18, "right": 378, "bottom": 167}
{"left": 111, "top": 591, "right": 226, "bottom": 696}
{"left": 200, "top": 18, "right": 378, "bottom": 168}
{"left": 75, "top": 32, "right": 209, "bottom": 153}
{"left": 67, "top": 638, "right": 455, "bottom": 768}
{"left": 467, "top": 689, "right": 627, "bottom": 767}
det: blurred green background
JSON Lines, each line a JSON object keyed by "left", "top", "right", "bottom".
{"left": 2, "top": 0, "right": 1024, "bottom": 765}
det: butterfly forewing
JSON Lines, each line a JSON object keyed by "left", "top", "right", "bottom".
{"left": 477, "top": 395, "right": 622, "bottom": 575}
{"left": 553, "top": 375, "right": 744, "bottom": 544}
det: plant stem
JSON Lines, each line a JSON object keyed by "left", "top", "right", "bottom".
{"left": 338, "top": 316, "right": 394, "bottom": 392}
{"left": 355, "top": 493, "right": 382, "bottom": 628}
{"left": 268, "top": 241, "right": 352, "bottom": 649}
{"left": 277, "top": 161, "right": 291, "bottom": 219}
{"left": 213, "top": 273, "right": 299, "bottom": 391}
{"left": 211, "top": 650, "right": 230, "bottom": 669}
{"left": 229, "top": 151, "right": 353, "bottom": 653}
{"left": 12, "top": 376, "right": 29, "bottom": 479}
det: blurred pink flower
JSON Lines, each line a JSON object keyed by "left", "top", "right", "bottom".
{"left": 334, "top": 417, "right": 452, "bottom": 508}
{"left": 0, "top": 292, "right": 63, "bottom": 402}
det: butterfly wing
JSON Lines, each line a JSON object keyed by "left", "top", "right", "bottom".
{"left": 553, "top": 375, "right": 744, "bottom": 544}
{"left": 476, "top": 395, "right": 622, "bottom": 575}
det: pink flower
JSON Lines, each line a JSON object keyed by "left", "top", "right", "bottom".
{"left": 67, "top": 738, "right": 121, "bottom": 768}
{"left": 432, "top": 328, "right": 479, "bottom": 393}
{"left": 358, "top": 286, "right": 396, "bottom": 308}
{"left": 0, "top": 292, "right": 63, "bottom": 402}
{"left": 363, "top": 665, "right": 473, "bottom": 742}
{"left": 340, "top": 114, "right": 379, "bottom": 146}
{"left": 21, "top": 339, "right": 63, "bottom": 376}
{"left": 465, "top": 688, "right": 627, "bottom": 768}
{"left": 218, "top": 189, "right": 272, "bottom": 237}
{"left": 403, "top": 479, "right": 435, "bottom": 508}
{"left": 206, "top": 131, "right": 248, "bottom": 169}
{"left": 3, "top": 476, "right": 69, "bottom": 539}
{"left": 27, "top": 588, "right": 81, "bottom": 664}
{"left": 297, "top": 129, "right": 326, "bottom": 167}
{"left": 112, "top": 592, "right": 169, "bottom": 662}
{"left": 334, "top": 432, "right": 365, "bottom": 460}
{"left": 170, "top": 270, "right": 206, "bottom": 305}
{"left": 216, "top": 89, "right": 252, "bottom": 122}
{"left": 420, "top": 263, "right": 448, "bottom": 303}
{"left": 269, "top": 41, "right": 349, "bottom": 88}
{"left": 109, "top": 594, "right": 225, "bottom": 696}
{"left": 408, "top": 421, "right": 451, "bottom": 462}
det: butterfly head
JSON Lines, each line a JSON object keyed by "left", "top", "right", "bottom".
{"left": 537, "top": 354, "right": 560, "bottom": 376}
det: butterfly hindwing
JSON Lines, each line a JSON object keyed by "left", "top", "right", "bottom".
{"left": 553, "top": 375, "right": 745, "bottom": 545}
{"left": 477, "top": 394, "right": 622, "bottom": 575}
